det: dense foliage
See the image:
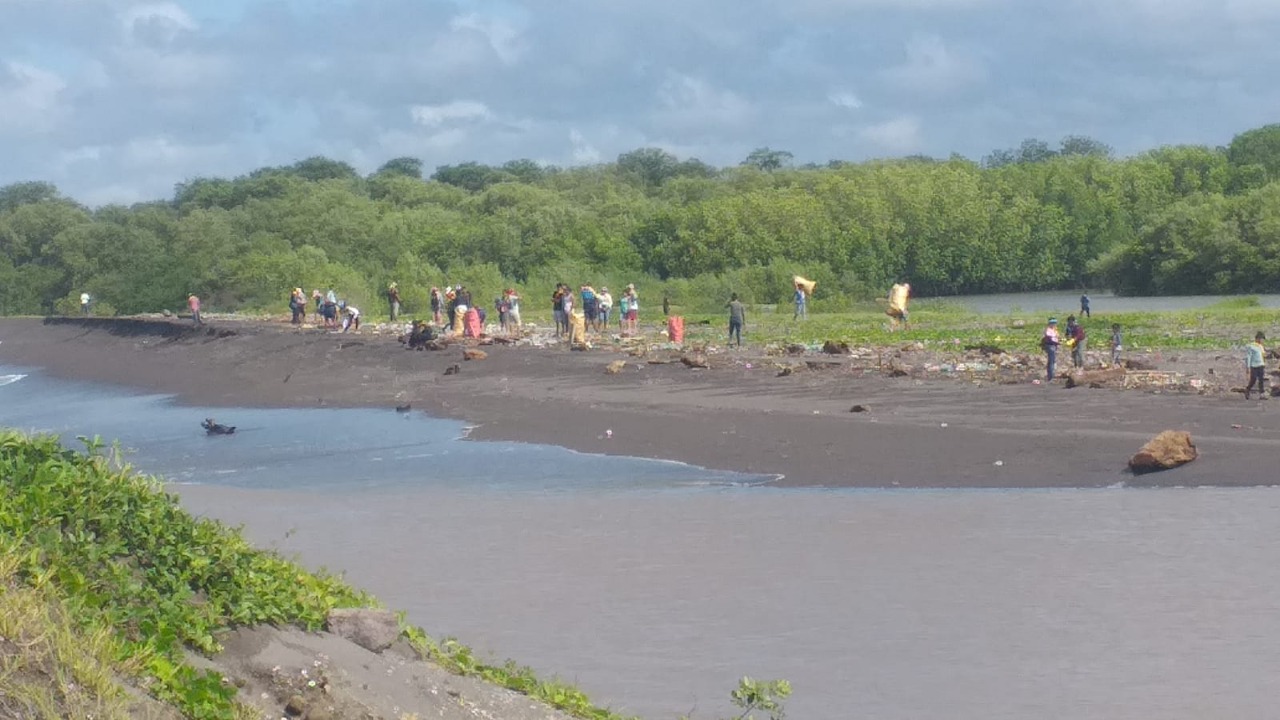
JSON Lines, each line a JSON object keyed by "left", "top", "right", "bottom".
{"left": 0, "top": 432, "right": 374, "bottom": 718}
{"left": 3, "top": 125, "right": 1280, "bottom": 317}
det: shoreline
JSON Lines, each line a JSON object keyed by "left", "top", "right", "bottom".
{"left": 2, "top": 315, "right": 1278, "bottom": 488}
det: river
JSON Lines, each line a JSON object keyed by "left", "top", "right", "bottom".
{"left": 4, "top": 367, "right": 1280, "bottom": 719}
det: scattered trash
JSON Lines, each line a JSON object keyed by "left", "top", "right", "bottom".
{"left": 849, "top": 405, "right": 869, "bottom": 413}
{"left": 993, "top": 460, "right": 1004, "bottom": 466}
{"left": 606, "top": 429, "right": 613, "bottom": 438}
{"left": 940, "top": 422, "right": 949, "bottom": 428}
{"left": 1232, "top": 424, "right": 1243, "bottom": 430}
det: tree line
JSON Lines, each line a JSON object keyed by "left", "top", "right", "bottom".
{"left": 3, "top": 124, "right": 1280, "bottom": 318}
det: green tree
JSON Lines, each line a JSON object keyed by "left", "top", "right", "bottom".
{"left": 742, "top": 147, "right": 794, "bottom": 172}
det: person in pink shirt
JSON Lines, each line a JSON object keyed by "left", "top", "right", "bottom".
{"left": 187, "top": 294, "right": 202, "bottom": 326}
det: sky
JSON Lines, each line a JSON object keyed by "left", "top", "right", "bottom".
{"left": 2, "top": 0, "right": 1279, "bottom": 206}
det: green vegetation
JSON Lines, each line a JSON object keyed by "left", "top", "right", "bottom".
{"left": 4, "top": 125, "right": 1280, "bottom": 318}
{"left": 655, "top": 297, "right": 1276, "bottom": 354}
{"left": 2, "top": 431, "right": 784, "bottom": 720}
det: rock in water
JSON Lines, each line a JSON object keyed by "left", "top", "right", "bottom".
{"left": 463, "top": 348, "right": 487, "bottom": 361}
{"left": 325, "top": 608, "right": 400, "bottom": 653}
{"left": 1129, "top": 431, "right": 1197, "bottom": 474}
{"left": 605, "top": 360, "right": 627, "bottom": 374}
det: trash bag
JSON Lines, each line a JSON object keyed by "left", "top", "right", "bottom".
{"left": 668, "top": 316, "right": 685, "bottom": 343}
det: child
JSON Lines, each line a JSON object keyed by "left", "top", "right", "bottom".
{"left": 1245, "top": 331, "right": 1267, "bottom": 400}
{"left": 1041, "top": 317, "right": 1060, "bottom": 382}
{"left": 1109, "top": 323, "right": 1122, "bottom": 368}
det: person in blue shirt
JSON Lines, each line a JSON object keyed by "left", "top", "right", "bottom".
{"left": 1080, "top": 294, "right": 1091, "bottom": 318}
{"left": 793, "top": 283, "right": 807, "bottom": 320}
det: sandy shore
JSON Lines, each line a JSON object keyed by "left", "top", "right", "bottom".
{"left": 2, "top": 315, "right": 1277, "bottom": 487}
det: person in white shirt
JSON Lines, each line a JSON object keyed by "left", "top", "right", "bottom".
{"left": 80, "top": 292, "right": 91, "bottom": 315}
{"left": 341, "top": 303, "right": 360, "bottom": 332}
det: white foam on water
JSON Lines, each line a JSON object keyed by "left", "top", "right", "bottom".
{"left": 0, "top": 373, "right": 27, "bottom": 387}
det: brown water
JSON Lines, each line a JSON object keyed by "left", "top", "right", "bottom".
{"left": 177, "top": 483, "right": 1280, "bottom": 719}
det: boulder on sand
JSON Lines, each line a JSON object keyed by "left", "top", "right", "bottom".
{"left": 1065, "top": 367, "right": 1125, "bottom": 389}
{"left": 1129, "top": 430, "right": 1197, "bottom": 474}
{"left": 605, "top": 360, "right": 627, "bottom": 374}
{"left": 325, "top": 608, "right": 400, "bottom": 653}
{"left": 821, "top": 340, "right": 851, "bottom": 355}
{"left": 680, "top": 353, "right": 709, "bottom": 369}
{"left": 462, "top": 348, "right": 487, "bottom": 361}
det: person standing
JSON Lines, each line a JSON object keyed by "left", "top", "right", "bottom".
{"left": 340, "top": 302, "right": 360, "bottom": 332}
{"left": 727, "top": 293, "right": 746, "bottom": 347}
{"left": 187, "top": 294, "right": 202, "bottom": 326}
{"left": 506, "top": 289, "right": 522, "bottom": 328}
{"left": 80, "top": 292, "right": 91, "bottom": 316}
{"left": 581, "top": 285, "right": 598, "bottom": 331}
{"left": 1109, "top": 323, "right": 1123, "bottom": 368}
{"left": 1080, "top": 294, "right": 1091, "bottom": 319}
{"left": 1041, "top": 317, "right": 1060, "bottom": 382}
{"left": 430, "top": 287, "right": 443, "bottom": 325}
{"left": 663, "top": 294, "right": 671, "bottom": 317}
{"left": 551, "top": 284, "right": 566, "bottom": 337}
{"left": 793, "top": 282, "right": 807, "bottom": 320}
{"left": 387, "top": 282, "right": 401, "bottom": 322}
{"left": 289, "top": 288, "right": 305, "bottom": 324}
{"left": 624, "top": 284, "right": 639, "bottom": 335}
{"left": 1065, "top": 315, "right": 1087, "bottom": 369}
{"left": 597, "top": 287, "right": 612, "bottom": 330}
{"left": 1245, "top": 331, "right": 1268, "bottom": 400}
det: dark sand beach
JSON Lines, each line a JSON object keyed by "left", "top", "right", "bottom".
{"left": 1, "top": 315, "right": 1276, "bottom": 487}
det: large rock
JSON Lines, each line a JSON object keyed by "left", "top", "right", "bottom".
{"left": 605, "top": 360, "right": 627, "bottom": 374}
{"left": 325, "top": 608, "right": 400, "bottom": 653}
{"left": 1065, "top": 367, "right": 1125, "bottom": 389}
{"left": 680, "top": 353, "right": 709, "bottom": 369}
{"left": 462, "top": 348, "right": 487, "bottom": 361}
{"left": 1129, "top": 431, "right": 1198, "bottom": 475}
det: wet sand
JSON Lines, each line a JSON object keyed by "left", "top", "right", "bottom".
{"left": 1, "top": 316, "right": 1276, "bottom": 487}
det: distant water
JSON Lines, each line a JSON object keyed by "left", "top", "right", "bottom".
{"left": 6, "top": 366, "right": 1280, "bottom": 719}
{"left": 0, "top": 366, "right": 763, "bottom": 492}
{"left": 934, "top": 291, "right": 1280, "bottom": 314}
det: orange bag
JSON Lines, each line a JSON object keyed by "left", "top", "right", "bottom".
{"left": 668, "top": 316, "right": 684, "bottom": 343}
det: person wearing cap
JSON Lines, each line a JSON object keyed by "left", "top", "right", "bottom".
{"left": 1245, "top": 331, "right": 1268, "bottom": 400}
{"left": 1041, "top": 317, "right": 1061, "bottom": 382}
{"left": 597, "top": 286, "right": 613, "bottom": 329}
{"left": 187, "top": 294, "right": 202, "bottom": 326}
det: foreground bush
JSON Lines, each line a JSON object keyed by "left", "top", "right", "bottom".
{"left": 0, "top": 432, "right": 374, "bottom": 718}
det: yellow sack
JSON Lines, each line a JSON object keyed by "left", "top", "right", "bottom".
{"left": 793, "top": 276, "right": 816, "bottom": 295}
{"left": 570, "top": 311, "right": 587, "bottom": 346}
{"left": 890, "top": 281, "right": 911, "bottom": 312}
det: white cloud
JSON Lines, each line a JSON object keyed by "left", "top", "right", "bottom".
{"left": 882, "top": 34, "right": 986, "bottom": 94}
{"left": 0, "top": 61, "right": 66, "bottom": 134}
{"left": 449, "top": 12, "right": 526, "bottom": 65}
{"left": 569, "top": 129, "right": 601, "bottom": 163}
{"left": 120, "top": 2, "right": 197, "bottom": 45}
{"left": 857, "top": 116, "right": 923, "bottom": 154}
{"left": 410, "top": 100, "right": 494, "bottom": 128}
{"left": 655, "top": 72, "right": 754, "bottom": 130}
{"left": 827, "top": 90, "right": 863, "bottom": 110}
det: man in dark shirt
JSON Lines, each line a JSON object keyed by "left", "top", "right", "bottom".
{"left": 727, "top": 293, "right": 746, "bottom": 347}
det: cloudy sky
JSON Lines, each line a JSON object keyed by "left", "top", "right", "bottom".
{"left": 2, "top": 0, "right": 1279, "bottom": 205}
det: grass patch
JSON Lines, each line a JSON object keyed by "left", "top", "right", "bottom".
{"left": 0, "top": 431, "right": 647, "bottom": 720}
{"left": 0, "top": 545, "right": 142, "bottom": 720}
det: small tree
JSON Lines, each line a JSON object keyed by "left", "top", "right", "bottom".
{"left": 729, "top": 677, "right": 791, "bottom": 720}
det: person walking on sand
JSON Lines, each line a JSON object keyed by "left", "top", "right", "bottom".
{"left": 727, "top": 293, "right": 746, "bottom": 347}
{"left": 793, "top": 282, "right": 807, "bottom": 320}
{"left": 1080, "top": 294, "right": 1091, "bottom": 319}
{"left": 1245, "top": 331, "right": 1268, "bottom": 400}
{"left": 187, "top": 294, "right": 202, "bottom": 326}
{"left": 80, "top": 291, "right": 91, "bottom": 316}
{"left": 387, "top": 282, "right": 401, "bottom": 322}
{"left": 1041, "top": 317, "right": 1060, "bottom": 382}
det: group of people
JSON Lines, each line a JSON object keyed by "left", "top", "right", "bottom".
{"left": 1040, "top": 315, "right": 1114, "bottom": 380}
{"left": 550, "top": 283, "right": 640, "bottom": 337}
{"left": 289, "top": 288, "right": 360, "bottom": 332}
